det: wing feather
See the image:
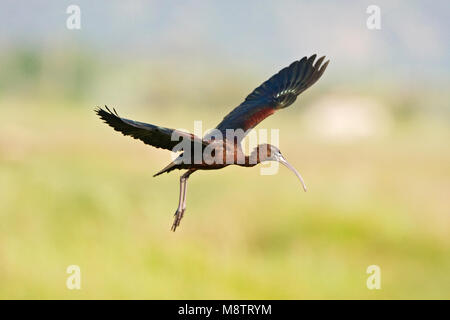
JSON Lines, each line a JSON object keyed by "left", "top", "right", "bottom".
{"left": 96, "top": 106, "right": 206, "bottom": 151}
{"left": 215, "top": 55, "right": 329, "bottom": 140}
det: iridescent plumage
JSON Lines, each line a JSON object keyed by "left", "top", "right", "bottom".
{"left": 96, "top": 55, "right": 329, "bottom": 231}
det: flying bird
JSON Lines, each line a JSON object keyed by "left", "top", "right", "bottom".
{"left": 96, "top": 54, "right": 329, "bottom": 231}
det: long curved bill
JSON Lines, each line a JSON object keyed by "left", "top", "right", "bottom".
{"left": 278, "top": 155, "right": 307, "bottom": 192}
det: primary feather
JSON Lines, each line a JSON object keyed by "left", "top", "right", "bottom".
{"left": 95, "top": 106, "right": 206, "bottom": 151}
{"left": 215, "top": 55, "right": 329, "bottom": 141}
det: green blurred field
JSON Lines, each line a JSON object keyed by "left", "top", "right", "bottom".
{"left": 1, "top": 92, "right": 449, "bottom": 299}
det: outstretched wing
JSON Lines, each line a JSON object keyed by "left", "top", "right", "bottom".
{"left": 215, "top": 55, "right": 329, "bottom": 140}
{"left": 96, "top": 106, "right": 206, "bottom": 151}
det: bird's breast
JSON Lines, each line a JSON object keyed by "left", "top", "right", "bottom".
{"left": 244, "top": 107, "right": 275, "bottom": 130}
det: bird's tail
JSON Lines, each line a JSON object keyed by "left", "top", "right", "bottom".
{"left": 153, "top": 161, "right": 178, "bottom": 177}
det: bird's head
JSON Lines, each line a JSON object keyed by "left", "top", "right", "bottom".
{"left": 251, "top": 144, "right": 307, "bottom": 192}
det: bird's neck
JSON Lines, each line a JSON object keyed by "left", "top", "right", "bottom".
{"left": 241, "top": 149, "right": 261, "bottom": 167}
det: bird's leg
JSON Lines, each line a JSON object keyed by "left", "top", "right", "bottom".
{"left": 171, "top": 176, "right": 186, "bottom": 231}
{"left": 181, "top": 175, "right": 189, "bottom": 211}
{"left": 171, "top": 170, "right": 195, "bottom": 231}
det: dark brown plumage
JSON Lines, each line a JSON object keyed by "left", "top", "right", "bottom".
{"left": 96, "top": 55, "right": 329, "bottom": 231}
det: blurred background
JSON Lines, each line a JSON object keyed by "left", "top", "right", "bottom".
{"left": 0, "top": 0, "right": 449, "bottom": 299}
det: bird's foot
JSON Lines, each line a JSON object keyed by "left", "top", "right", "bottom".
{"left": 171, "top": 208, "right": 185, "bottom": 232}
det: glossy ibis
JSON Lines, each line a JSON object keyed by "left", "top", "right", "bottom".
{"left": 96, "top": 54, "right": 329, "bottom": 231}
